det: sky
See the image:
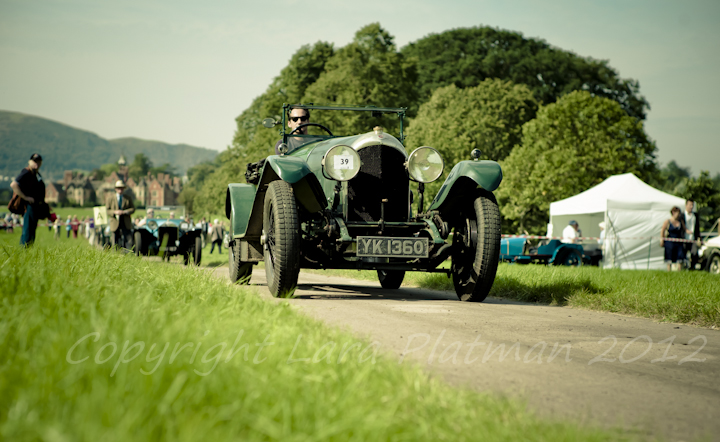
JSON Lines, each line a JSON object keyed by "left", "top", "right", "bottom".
{"left": 1, "top": 0, "right": 718, "bottom": 175}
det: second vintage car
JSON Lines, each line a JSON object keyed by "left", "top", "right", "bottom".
{"left": 134, "top": 205, "right": 203, "bottom": 265}
{"left": 225, "top": 104, "right": 503, "bottom": 301}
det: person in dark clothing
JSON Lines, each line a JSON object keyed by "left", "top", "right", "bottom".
{"left": 660, "top": 206, "right": 689, "bottom": 272}
{"left": 10, "top": 153, "right": 45, "bottom": 246}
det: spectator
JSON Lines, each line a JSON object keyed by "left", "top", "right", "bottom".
{"left": 137, "top": 208, "right": 155, "bottom": 227}
{"left": 598, "top": 221, "right": 606, "bottom": 246}
{"left": 210, "top": 219, "right": 224, "bottom": 254}
{"left": 71, "top": 215, "right": 80, "bottom": 238}
{"left": 561, "top": 220, "right": 581, "bottom": 244}
{"left": 65, "top": 215, "right": 72, "bottom": 238}
{"left": 10, "top": 153, "right": 46, "bottom": 246}
{"left": 660, "top": 206, "right": 688, "bottom": 272}
{"left": 683, "top": 199, "right": 701, "bottom": 270}
{"left": 200, "top": 216, "right": 208, "bottom": 247}
{"left": 105, "top": 180, "right": 135, "bottom": 249}
{"left": 87, "top": 217, "right": 95, "bottom": 245}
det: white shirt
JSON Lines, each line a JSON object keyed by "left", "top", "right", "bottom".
{"left": 562, "top": 225, "right": 579, "bottom": 244}
{"left": 684, "top": 211, "right": 695, "bottom": 239}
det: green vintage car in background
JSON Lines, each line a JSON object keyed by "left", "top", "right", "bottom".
{"left": 225, "top": 104, "right": 503, "bottom": 301}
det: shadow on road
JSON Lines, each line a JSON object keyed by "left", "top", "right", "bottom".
{"left": 291, "top": 283, "right": 534, "bottom": 305}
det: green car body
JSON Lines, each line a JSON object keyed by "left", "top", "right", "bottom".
{"left": 226, "top": 104, "right": 503, "bottom": 301}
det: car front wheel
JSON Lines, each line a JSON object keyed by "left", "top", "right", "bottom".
{"left": 451, "top": 189, "right": 501, "bottom": 302}
{"left": 709, "top": 253, "right": 720, "bottom": 275}
{"left": 263, "top": 181, "right": 300, "bottom": 297}
{"left": 134, "top": 231, "right": 142, "bottom": 257}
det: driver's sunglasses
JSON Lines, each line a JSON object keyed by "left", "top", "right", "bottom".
{"left": 290, "top": 115, "right": 309, "bottom": 122}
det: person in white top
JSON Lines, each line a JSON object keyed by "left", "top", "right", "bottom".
{"left": 684, "top": 199, "right": 700, "bottom": 270}
{"left": 561, "top": 220, "right": 581, "bottom": 244}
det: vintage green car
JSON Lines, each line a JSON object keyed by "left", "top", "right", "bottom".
{"left": 225, "top": 104, "right": 502, "bottom": 301}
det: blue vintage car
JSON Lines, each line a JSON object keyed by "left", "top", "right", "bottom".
{"left": 499, "top": 237, "right": 586, "bottom": 266}
{"left": 225, "top": 104, "right": 504, "bottom": 301}
{"left": 133, "top": 205, "right": 203, "bottom": 265}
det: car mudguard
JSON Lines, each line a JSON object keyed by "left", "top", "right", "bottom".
{"left": 428, "top": 160, "right": 503, "bottom": 215}
{"left": 226, "top": 157, "right": 326, "bottom": 240}
{"left": 226, "top": 183, "right": 257, "bottom": 238}
{"left": 549, "top": 244, "right": 584, "bottom": 264}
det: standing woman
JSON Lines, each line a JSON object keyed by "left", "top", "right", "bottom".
{"left": 660, "top": 206, "right": 689, "bottom": 272}
{"left": 71, "top": 215, "right": 80, "bottom": 238}
{"left": 10, "top": 153, "right": 45, "bottom": 246}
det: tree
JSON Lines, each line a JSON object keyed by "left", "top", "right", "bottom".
{"left": 129, "top": 153, "right": 153, "bottom": 181}
{"left": 497, "top": 91, "right": 657, "bottom": 234}
{"left": 150, "top": 163, "right": 176, "bottom": 178}
{"left": 401, "top": 26, "right": 649, "bottom": 120}
{"left": 406, "top": 79, "right": 538, "bottom": 200}
{"left": 684, "top": 171, "right": 720, "bottom": 231}
{"left": 231, "top": 41, "right": 335, "bottom": 165}
{"left": 302, "top": 23, "right": 418, "bottom": 136}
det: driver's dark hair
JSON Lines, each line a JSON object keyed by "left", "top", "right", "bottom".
{"left": 288, "top": 105, "right": 310, "bottom": 120}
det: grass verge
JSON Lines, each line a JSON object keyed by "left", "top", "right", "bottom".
{"left": 0, "top": 236, "right": 630, "bottom": 441}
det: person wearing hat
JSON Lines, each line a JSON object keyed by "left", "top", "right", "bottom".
{"left": 10, "top": 153, "right": 46, "bottom": 246}
{"left": 209, "top": 218, "right": 225, "bottom": 254}
{"left": 561, "top": 220, "right": 581, "bottom": 244}
{"left": 105, "top": 180, "right": 135, "bottom": 249}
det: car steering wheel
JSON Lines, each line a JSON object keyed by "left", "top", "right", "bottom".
{"left": 289, "top": 123, "right": 333, "bottom": 136}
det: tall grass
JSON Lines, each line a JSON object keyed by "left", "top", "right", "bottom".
{"left": 0, "top": 236, "right": 630, "bottom": 441}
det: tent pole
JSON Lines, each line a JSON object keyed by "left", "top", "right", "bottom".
{"left": 647, "top": 237, "right": 652, "bottom": 270}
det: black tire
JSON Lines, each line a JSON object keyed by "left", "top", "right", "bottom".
{"left": 263, "top": 181, "right": 300, "bottom": 297}
{"left": 709, "top": 254, "right": 720, "bottom": 275}
{"left": 229, "top": 241, "right": 253, "bottom": 284}
{"left": 554, "top": 249, "right": 582, "bottom": 267}
{"left": 192, "top": 236, "right": 202, "bottom": 265}
{"left": 451, "top": 189, "right": 501, "bottom": 302}
{"left": 134, "top": 231, "right": 142, "bottom": 257}
{"left": 377, "top": 270, "right": 405, "bottom": 289}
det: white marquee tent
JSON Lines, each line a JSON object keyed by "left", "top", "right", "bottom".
{"left": 548, "top": 173, "right": 686, "bottom": 269}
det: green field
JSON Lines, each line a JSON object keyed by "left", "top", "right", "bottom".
{"left": 0, "top": 230, "right": 637, "bottom": 441}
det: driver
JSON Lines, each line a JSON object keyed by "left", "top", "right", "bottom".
{"left": 274, "top": 107, "right": 310, "bottom": 155}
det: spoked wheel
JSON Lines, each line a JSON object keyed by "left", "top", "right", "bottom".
{"left": 554, "top": 249, "right": 582, "bottom": 267}
{"left": 229, "top": 241, "right": 253, "bottom": 284}
{"left": 451, "top": 189, "right": 501, "bottom": 302}
{"left": 192, "top": 236, "right": 202, "bottom": 265}
{"left": 263, "top": 181, "right": 300, "bottom": 297}
{"left": 710, "top": 254, "right": 720, "bottom": 275}
{"left": 377, "top": 270, "right": 405, "bottom": 289}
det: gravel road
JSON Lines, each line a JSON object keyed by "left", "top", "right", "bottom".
{"left": 211, "top": 266, "right": 720, "bottom": 441}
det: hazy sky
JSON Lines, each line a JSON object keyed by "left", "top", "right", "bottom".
{"left": 1, "top": 0, "right": 718, "bottom": 175}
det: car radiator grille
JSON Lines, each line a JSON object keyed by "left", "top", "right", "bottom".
{"left": 347, "top": 145, "right": 408, "bottom": 222}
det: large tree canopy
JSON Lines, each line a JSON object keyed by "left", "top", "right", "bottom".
{"left": 497, "top": 91, "right": 657, "bottom": 234}
{"left": 401, "top": 26, "right": 649, "bottom": 120}
{"left": 231, "top": 41, "right": 335, "bottom": 164}
{"left": 406, "top": 79, "right": 538, "bottom": 198}
{"left": 303, "top": 23, "right": 417, "bottom": 136}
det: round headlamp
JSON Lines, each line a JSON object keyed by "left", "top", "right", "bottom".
{"left": 407, "top": 147, "right": 444, "bottom": 183}
{"left": 322, "top": 144, "right": 361, "bottom": 181}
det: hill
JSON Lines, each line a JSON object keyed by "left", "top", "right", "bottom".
{"left": 0, "top": 110, "right": 218, "bottom": 182}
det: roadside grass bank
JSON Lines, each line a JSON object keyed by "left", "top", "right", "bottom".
{"left": 304, "top": 264, "right": 720, "bottom": 328}
{"left": 0, "top": 240, "right": 631, "bottom": 441}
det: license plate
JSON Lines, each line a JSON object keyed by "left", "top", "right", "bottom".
{"left": 356, "top": 237, "right": 428, "bottom": 258}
